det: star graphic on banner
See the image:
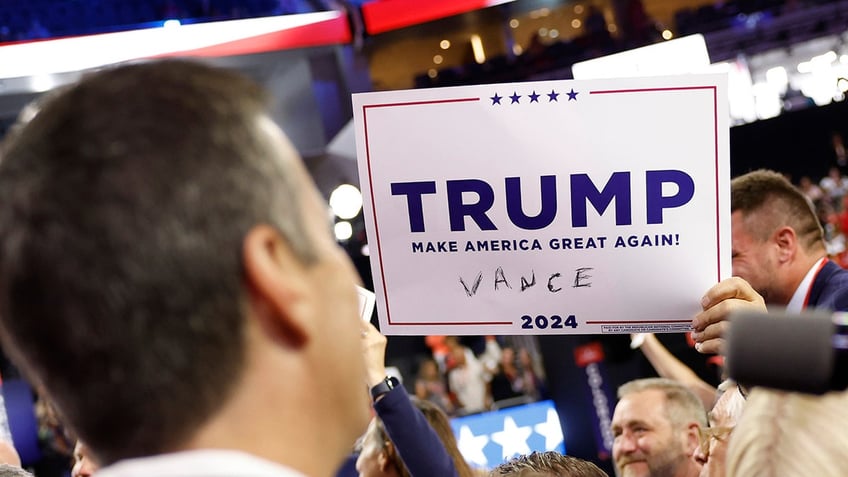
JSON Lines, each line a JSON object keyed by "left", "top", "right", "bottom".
{"left": 534, "top": 408, "right": 565, "bottom": 451}
{"left": 491, "top": 93, "right": 502, "bottom": 105}
{"left": 547, "top": 90, "right": 559, "bottom": 102}
{"left": 529, "top": 91, "right": 540, "bottom": 103}
{"left": 509, "top": 91, "right": 521, "bottom": 104}
{"left": 457, "top": 425, "right": 490, "bottom": 467}
{"left": 491, "top": 417, "right": 533, "bottom": 460}
{"left": 567, "top": 88, "right": 579, "bottom": 101}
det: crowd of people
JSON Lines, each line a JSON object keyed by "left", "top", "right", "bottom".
{"left": 620, "top": 167, "right": 848, "bottom": 477}
{"left": 0, "top": 57, "right": 847, "bottom": 477}
{"left": 796, "top": 165, "right": 848, "bottom": 268}
{"left": 412, "top": 336, "right": 547, "bottom": 417}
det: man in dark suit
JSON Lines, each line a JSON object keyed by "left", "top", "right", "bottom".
{"left": 692, "top": 169, "right": 848, "bottom": 354}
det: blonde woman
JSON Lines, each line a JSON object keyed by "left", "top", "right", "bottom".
{"left": 726, "top": 388, "right": 848, "bottom": 477}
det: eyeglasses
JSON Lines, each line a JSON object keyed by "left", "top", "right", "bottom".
{"left": 737, "top": 383, "right": 749, "bottom": 400}
{"left": 697, "top": 425, "right": 734, "bottom": 458}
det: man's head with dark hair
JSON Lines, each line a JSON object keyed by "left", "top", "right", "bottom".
{"left": 0, "top": 60, "right": 370, "bottom": 475}
{"left": 731, "top": 169, "right": 823, "bottom": 250}
{"left": 730, "top": 169, "right": 826, "bottom": 304}
{"left": 489, "top": 451, "right": 609, "bottom": 477}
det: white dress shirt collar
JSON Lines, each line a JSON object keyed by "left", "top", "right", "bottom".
{"left": 786, "top": 258, "right": 826, "bottom": 313}
{"left": 96, "top": 449, "right": 308, "bottom": 477}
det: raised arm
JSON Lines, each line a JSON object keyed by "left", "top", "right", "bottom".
{"left": 363, "top": 323, "right": 460, "bottom": 477}
{"left": 633, "top": 333, "right": 717, "bottom": 409}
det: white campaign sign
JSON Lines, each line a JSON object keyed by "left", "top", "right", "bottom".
{"left": 353, "top": 74, "right": 730, "bottom": 335}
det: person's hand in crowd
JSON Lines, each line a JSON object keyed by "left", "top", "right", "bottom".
{"left": 362, "top": 321, "right": 388, "bottom": 388}
{"left": 691, "top": 277, "right": 766, "bottom": 354}
{"left": 628, "top": 333, "right": 649, "bottom": 349}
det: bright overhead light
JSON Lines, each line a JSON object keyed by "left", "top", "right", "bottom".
{"left": 816, "top": 50, "right": 837, "bottom": 64}
{"left": 470, "top": 34, "right": 486, "bottom": 64}
{"left": 766, "top": 66, "right": 787, "bottom": 87}
{"left": 30, "top": 74, "right": 55, "bottom": 92}
{"left": 334, "top": 221, "right": 353, "bottom": 241}
{"left": 329, "top": 184, "right": 362, "bottom": 219}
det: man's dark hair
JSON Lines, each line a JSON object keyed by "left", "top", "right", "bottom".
{"left": 0, "top": 60, "right": 316, "bottom": 464}
{"left": 489, "top": 451, "right": 609, "bottom": 477}
{"left": 731, "top": 169, "right": 824, "bottom": 251}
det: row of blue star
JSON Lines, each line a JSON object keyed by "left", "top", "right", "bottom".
{"left": 490, "top": 89, "right": 578, "bottom": 105}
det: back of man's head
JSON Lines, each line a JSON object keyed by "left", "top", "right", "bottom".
{"left": 489, "top": 451, "right": 608, "bottom": 477}
{"left": 731, "top": 169, "right": 824, "bottom": 252}
{"left": 618, "top": 378, "right": 707, "bottom": 429}
{"left": 0, "top": 60, "right": 318, "bottom": 464}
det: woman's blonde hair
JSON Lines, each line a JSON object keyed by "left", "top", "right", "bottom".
{"left": 726, "top": 387, "right": 848, "bottom": 477}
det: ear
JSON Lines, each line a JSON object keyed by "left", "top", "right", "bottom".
{"left": 773, "top": 226, "right": 798, "bottom": 263}
{"left": 378, "top": 442, "right": 396, "bottom": 473}
{"left": 684, "top": 422, "right": 701, "bottom": 456}
{"left": 242, "top": 224, "right": 310, "bottom": 349}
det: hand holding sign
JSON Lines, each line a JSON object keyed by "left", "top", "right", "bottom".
{"left": 691, "top": 277, "right": 766, "bottom": 354}
{"left": 357, "top": 285, "right": 376, "bottom": 323}
{"left": 361, "top": 321, "right": 388, "bottom": 388}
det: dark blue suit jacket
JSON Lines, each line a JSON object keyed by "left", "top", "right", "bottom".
{"left": 807, "top": 260, "right": 848, "bottom": 311}
{"left": 336, "top": 385, "right": 459, "bottom": 477}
